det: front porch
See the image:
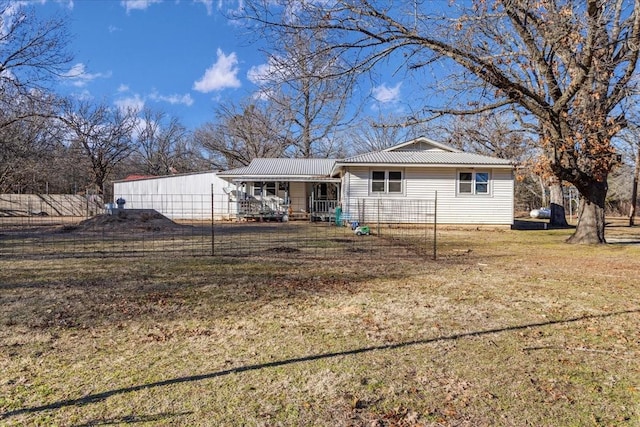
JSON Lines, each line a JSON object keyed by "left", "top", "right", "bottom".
{"left": 233, "top": 181, "right": 340, "bottom": 222}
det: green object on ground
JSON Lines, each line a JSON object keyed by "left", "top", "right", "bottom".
{"left": 355, "top": 225, "right": 370, "bottom": 235}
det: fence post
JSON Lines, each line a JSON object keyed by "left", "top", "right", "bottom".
{"left": 433, "top": 191, "right": 437, "bottom": 260}
{"left": 211, "top": 184, "right": 215, "bottom": 256}
{"left": 377, "top": 198, "right": 381, "bottom": 236}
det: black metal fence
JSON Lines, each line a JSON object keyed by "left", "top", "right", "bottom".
{"left": 0, "top": 193, "right": 437, "bottom": 259}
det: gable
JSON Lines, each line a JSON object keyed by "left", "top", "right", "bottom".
{"left": 383, "top": 137, "right": 461, "bottom": 153}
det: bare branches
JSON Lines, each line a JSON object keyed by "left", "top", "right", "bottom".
{"left": 243, "top": 0, "right": 640, "bottom": 242}
{"left": 0, "top": 1, "right": 72, "bottom": 127}
{"left": 59, "top": 101, "right": 138, "bottom": 194}
{"left": 194, "top": 101, "right": 291, "bottom": 169}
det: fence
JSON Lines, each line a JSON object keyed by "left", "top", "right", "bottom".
{"left": 0, "top": 192, "right": 437, "bottom": 259}
{"left": 0, "top": 194, "right": 103, "bottom": 217}
{"left": 213, "top": 196, "right": 437, "bottom": 259}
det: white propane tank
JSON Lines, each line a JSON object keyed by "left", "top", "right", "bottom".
{"left": 530, "top": 208, "right": 551, "bottom": 219}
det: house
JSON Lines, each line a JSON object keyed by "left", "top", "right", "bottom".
{"left": 217, "top": 137, "right": 514, "bottom": 225}
{"left": 216, "top": 158, "right": 339, "bottom": 221}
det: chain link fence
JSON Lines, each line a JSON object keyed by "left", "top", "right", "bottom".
{"left": 0, "top": 193, "right": 437, "bottom": 259}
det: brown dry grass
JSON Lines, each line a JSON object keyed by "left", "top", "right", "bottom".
{"left": 0, "top": 220, "right": 639, "bottom": 426}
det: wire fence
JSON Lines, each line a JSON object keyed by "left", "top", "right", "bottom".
{"left": 0, "top": 193, "right": 437, "bottom": 260}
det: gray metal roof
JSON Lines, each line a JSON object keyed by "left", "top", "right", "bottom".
{"left": 337, "top": 151, "right": 513, "bottom": 167}
{"left": 218, "top": 158, "right": 338, "bottom": 179}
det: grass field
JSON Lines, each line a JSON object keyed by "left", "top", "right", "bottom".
{"left": 0, "top": 221, "right": 639, "bottom": 426}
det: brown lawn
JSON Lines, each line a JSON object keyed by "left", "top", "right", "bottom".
{"left": 0, "top": 220, "right": 638, "bottom": 426}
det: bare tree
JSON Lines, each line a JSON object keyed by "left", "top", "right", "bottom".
{"left": 245, "top": 0, "right": 640, "bottom": 243}
{"left": 60, "top": 101, "right": 137, "bottom": 198}
{"left": 132, "top": 108, "right": 198, "bottom": 176}
{"left": 0, "top": 93, "right": 65, "bottom": 192}
{"left": 0, "top": 1, "right": 74, "bottom": 193}
{"left": 348, "top": 114, "right": 421, "bottom": 154}
{"left": 250, "top": 26, "right": 356, "bottom": 158}
{"left": 0, "top": 1, "right": 71, "bottom": 129}
{"left": 194, "top": 101, "right": 291, "bottom": 169}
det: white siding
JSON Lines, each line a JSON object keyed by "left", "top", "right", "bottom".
{"left": 343, "top": 166, "right": 513, "bottom": 225}
{"left": 113, "top": 172, "right": 237, "bottom": 220}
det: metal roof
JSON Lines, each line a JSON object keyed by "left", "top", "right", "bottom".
{"left": 336, "top": 151, "right": 513, "bottom": 167}
{"left": 218, "top": 148, "right": 513, "bottom": 182}
{"left": 217, "top": 158, "right": 338, "bottom": 179}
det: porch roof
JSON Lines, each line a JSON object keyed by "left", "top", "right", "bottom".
{"left": 218, "top": 158, "right": 340, "bottom": 182}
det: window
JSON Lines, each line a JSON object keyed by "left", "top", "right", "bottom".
{"left": 388, "top": 171, "right": 402, "bottom": 193}
{"left": 458, "top": 171, "right": 490, "bottom": 195}
{"left": 371, "top": 170, "right": 403, "bottom": 194}
{"left": 253, "top": 181, "right": 276, "bottom": 196}
{"left": 475, "top": 172, "right": 489, "bottom": 194}
{"left": 371, "top": 171, "right": 386, "bottom": 192}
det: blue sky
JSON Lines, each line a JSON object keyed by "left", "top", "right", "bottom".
{"left": 30, "top": 0, "right": 409, "bottom": 132}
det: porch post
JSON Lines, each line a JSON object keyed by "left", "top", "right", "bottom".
{"left": 310, "top": 188, "right": 314, "bottom": 222}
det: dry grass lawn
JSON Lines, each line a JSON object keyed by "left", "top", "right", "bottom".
{"left": 0, "top": 220, "right": 639, "bottom": 426}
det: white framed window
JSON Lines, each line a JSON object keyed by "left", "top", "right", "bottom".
{"left": 253, "top": 181, "right": 276, "bottom": 196}
{"left": 370, "top": 170, "right": 403, "bottom": 195}
{"left": 458, "top": 171, "right": 490, "bottom": 195}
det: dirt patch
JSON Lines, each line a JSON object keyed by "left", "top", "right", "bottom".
{"left": 331, "top": 238, "right": 353, "bottom": 243}
{"left": 267, "top": 246, "right": 301, "bottom": 253}
{"left": 73, "top": 209, "right": 185, "bottom": 232}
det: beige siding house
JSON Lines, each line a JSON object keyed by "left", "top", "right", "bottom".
{"left": 334, "top": 138, "right": 514, "bottom": 225}
{"left": 218, "top": 137, "right": 514, "bottom": 225}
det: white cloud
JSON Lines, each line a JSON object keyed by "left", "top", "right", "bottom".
{"left": 247, "top": 62, "right": 278, "bottom": 101}
{"left": 193, "top": 49, "right": 241, "bottom": 93}
{"left": 149, "top": 90, "right": 194, "bottom": 106}
{"left": 247, "top": 62, "right": 275, "bottom": 86}
{"left": 54, "top": 0, "right": 75, "bottom": 9}
{"left": 117, "top": 84, "right": 130, "bottom": 93}
{"left": 72, "top": 89, "right": 93, "bottom": 101}
{"left": 372, "top": 82, "right": 402, "bottom": 104}
{"left": 215, "top": 0, "right": 245, "bottom": 19}
{"left": 195, "top": 0, "right": 214, "bottom": 15}
{"left": 247, "top": 55, "right": 295, "bottom": 86}
{"left": 120, "top": 0, "right": 161, "bottom": 13}
{"left": 108, "top": 25, "right": 122, "bottom": 33}
{"left": 62, "top": 63, "right": 111, "bottom": 87}
{"left": 115, "top": 94, "right": 144, "bottom": 112}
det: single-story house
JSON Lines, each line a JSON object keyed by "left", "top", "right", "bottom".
{"left": 217, "top": 137, "right": 514, "bottom": 225}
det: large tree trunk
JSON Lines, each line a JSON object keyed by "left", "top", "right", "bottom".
{"left": 539, "top": 176, "right": 548, "bottom": 207}
{"left": 549, "top": 181, "right": 569, "bottom": 227}
{"left": 629, "top": 147, "right": 639, "bottom": 227}
{"left": 566, "top": 181, "right": 607, "bottom": 244}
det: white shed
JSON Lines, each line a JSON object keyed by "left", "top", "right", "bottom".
{"left": 112, "top": 171, "right": 236, "bottom": 220}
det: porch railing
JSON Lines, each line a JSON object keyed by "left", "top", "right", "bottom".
{"left": 309, "top": 199, "right": 339, "bottom": 222}
{"left": 311, "top": 199, "right": 339, "bottom": 214}
{"left": 237, "top": 196, "right": 287, "bottom": 219}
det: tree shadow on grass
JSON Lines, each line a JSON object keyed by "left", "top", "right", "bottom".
{"left": 71, "top": 411, "right": 193, "bottom": 426}
{"left": 1, "top": 309, "right": 637, "bottom": 421}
